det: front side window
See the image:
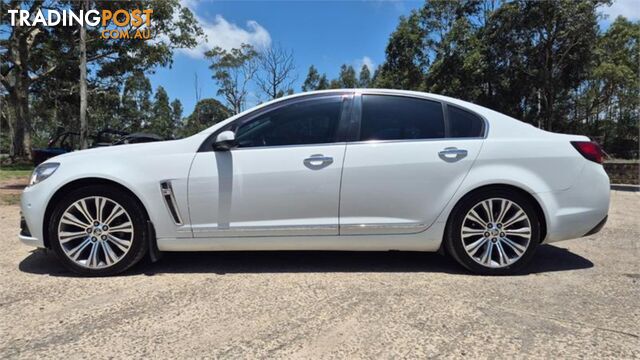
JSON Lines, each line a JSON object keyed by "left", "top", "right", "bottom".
{"left": 235, "top": 97, "right": 343, "bottom": 148}
{"left": 359, "top": 95, "right": 445, "bottom": 141}
{"left": 448, "top": 105, "right": 484, "bottom": 138}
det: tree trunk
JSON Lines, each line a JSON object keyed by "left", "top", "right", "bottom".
{"left": 79, "top": 0, "right": 89, "bottom": 149}
{"left": 4, "top": 93, "right": 18, "bottom": 159}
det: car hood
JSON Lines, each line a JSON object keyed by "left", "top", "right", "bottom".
{"left": 42, "top": 133, "right": 207, "bottom": 165}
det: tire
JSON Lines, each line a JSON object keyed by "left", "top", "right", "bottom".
{"left": 445, "top": 188, "right": 541, "bottom": 275}
{"left": 48, "top": 184, "right": 149, "bottom": 276}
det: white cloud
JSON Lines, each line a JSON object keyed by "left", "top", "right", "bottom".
{"left": 355, "top": 56, "right": 375, "bottom": 71}
{"left": 600, "top": 0, "right": 640, "bottom": 21}
{"left": 177, "top": 2, "right": 272, "bottom": 58}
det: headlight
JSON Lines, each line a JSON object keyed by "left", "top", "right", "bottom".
{"left": 29, "top": 162, "right": 60, "bottom": 186}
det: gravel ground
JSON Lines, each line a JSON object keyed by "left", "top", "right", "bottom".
{"left": 0, "top": 191, "right": 638, "bottom": 359}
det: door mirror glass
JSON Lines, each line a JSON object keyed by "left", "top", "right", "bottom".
{"left": 213, "top": 130, "right": 236, "bottom": 151}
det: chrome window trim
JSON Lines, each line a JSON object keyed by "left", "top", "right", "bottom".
{"left": 229, "top": 141, "right": 348, "bottom": 151}
{"left": 345, "top": 137, "right": 485, "bottom": 146}
{"left": 198, "top": 91, "right": 354, "bottom": 152}
{"left": 356, "top": 90, "right": 490, "bottom": 140}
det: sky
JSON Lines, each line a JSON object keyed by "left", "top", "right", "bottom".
{"left": 148, "top": 0, "right": 640, "bottom": 116}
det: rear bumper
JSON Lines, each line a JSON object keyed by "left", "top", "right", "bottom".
{"left": 538, "top": 162, "right": 610, "bottom": 244}
{"left": 584, "top": 215, "right": 607, "bottom": 237}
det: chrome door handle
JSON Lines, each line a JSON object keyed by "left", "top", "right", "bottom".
{"left": 438, "top": 147, "right": 468, "bottom": 162}
{"left": 304, "top": 154, "right": 333, "bottom": 169}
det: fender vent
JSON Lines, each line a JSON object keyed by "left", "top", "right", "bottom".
{"left": 160, "top": 181, "right": 183, "bottom": 225}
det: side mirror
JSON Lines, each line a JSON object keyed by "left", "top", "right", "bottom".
{"left": 212, "top": 130, "right": 236, "bottom": 151}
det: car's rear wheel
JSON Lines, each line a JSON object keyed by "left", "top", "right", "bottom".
{"left": 48, "top": 185, "right": 148, "bottom": 276}
{"left": 445, "top": 189, "right": 541, "bottom": 275}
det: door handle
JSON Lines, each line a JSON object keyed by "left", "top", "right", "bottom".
{"left": 304, "top": 154, "right": 333, "bottom": 169}
{"left": 438, "top": 147, "right": 468, "bottom": 162}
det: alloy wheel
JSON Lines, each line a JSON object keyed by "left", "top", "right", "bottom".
{"left": 57, "top": 196, "right": 134, "bottom": 269}
{"left": 460, "top": 198, "right": 532, "bottom": 268}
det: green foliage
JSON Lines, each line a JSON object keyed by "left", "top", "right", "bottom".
{"left": 205, "top": 44, "right": 258, "bottom": 114}
{"left": 0, "top": 0, "right": 202, "bottom": 159}
{"left": 301, "top": 66, "right": 332, "bottom": 91}
{"left": 338, "top": 64, "right": 357, "bottom": 88}
{"left": 121, "top": 71, "right": 153, "bottom": 132}
{"left": 374, "top": 12, "right": 428, "bottom": 89}
{"left": 181, "top": 98, "right": 231, "bottom": 137}
{"left": 148, "top": 86, "right": 174, "bottom": 139}
{"left": 302, "top": 66, "right": 321, "bottom": 91}
{"left": 171, "top": 99, "right": 184, "bottom": 132}
{"left": 368, "top": 0, "right": 638, "bottom": 158}
{"left": 358, "top": 65, "right": 372, "bottom": 88}
{"left": 317, "top": 74, "right": 330, "bottom": 90}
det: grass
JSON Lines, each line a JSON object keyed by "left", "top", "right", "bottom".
{"left": 0, "top": 164, "right": 33, "bottom": 181}
{"left": 0, "top": 193, "right": 20, "bottom": 206}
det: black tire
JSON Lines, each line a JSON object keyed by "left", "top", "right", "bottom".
{"left": 48, "top": 184, "right": 149, "bottom": 276}
{"left": 445, "top": 188, "right": 541, "bottom": 275}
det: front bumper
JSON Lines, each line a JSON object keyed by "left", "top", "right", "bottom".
{"left": 19, "top": 234, "right": 44, "bottom": 247}
{"left": 19, "top": 183, "right": 50, "bottom": 249}
{"left": 19, "top": 213, "right": 44, "bottom": 247}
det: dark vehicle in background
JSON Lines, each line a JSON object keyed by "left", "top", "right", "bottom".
{"left": 31, "top": 131, "right": 79, "bottom": 166}
{"left": 31, "top": 128, "right": 165, "bottom": 166}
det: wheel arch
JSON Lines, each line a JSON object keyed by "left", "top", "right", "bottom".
{"left": 443, "top": 184, "right": 547, "bottom": 245}
{"left": 42, "top": 177, "right": 152, "bottom": 248}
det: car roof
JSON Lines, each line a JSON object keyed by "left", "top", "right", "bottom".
{"left": 199, "top": 89, "right": 544, "bottom": 139}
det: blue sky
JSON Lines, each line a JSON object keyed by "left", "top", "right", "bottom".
{"left": 148, "top": 0, "right": 640, "bottom": 116}
{"left": 149, "top": 1, "right": 418, "bottom": 115}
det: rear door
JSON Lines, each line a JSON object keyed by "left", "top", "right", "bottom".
{"left": 339, "top": 94, "right": 485, "bottom": 235}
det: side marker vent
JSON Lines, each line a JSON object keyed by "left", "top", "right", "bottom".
{"left": 160, "top": 181, "right": 183, "bottom": 225}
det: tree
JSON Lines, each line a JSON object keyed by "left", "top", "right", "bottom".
{"left": 182, "top": 98, "right": 231, "bottom": 136}
{"left": 302, "top": 66, "right": 331, "bottom": 91}
{"left": 317, "top": 74, "right": 330, "bottom": 90}
{"left": 77, "top": 0, "right": 202, "bottom": 147}
{"left": 358, "top": 64, "right": 372, "bottom": 87}
{"left": 302, "top": 65, "right": 320, "bottom": 91}
{"left": 171, "top": 99, "right": 184, "bottom": 135}
{"left": 256, "top": 44, "right": 296, "bottom": 99}
{"left": 0, "top": 0, "right": 203, "bottom": 157}
{"left": 482, "top": 0, "right": 603, "bottom": 130}
{"left": 338, "top": 64, "right": 357, "bottom": 88}
{"left": 121, "top": 72, "right": 152, "bottom": 132}
{"left": 374, "top": 11, "right": 427, "bottom": 89}
{"left": 148, "top": 86, "right": 173, "bottom": 139}
{"left": 0, "top": 1, "right": 58, "bottom": 158}
{"left": 205, "top": 44, "right": 258, "bottom": 114}
{"left": 574, "top": 16, "right": 639, "bottom": 157}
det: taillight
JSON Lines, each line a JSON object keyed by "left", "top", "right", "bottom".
{"left": 571, "top": 141, "right": 603, "bottom": 164}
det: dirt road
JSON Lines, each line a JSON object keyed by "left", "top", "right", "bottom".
{"left": 1, "top": 191, "right": 638, "bottom": 359}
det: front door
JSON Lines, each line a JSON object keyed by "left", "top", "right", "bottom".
{"left": 188, "top": 95, "right": 351, "bottom": 237}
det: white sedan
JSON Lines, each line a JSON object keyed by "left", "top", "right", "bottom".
{"left": 19, "top": 90, "right": 610, "bottom": 276}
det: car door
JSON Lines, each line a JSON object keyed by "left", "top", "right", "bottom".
{"left": 339, "top": 94, "right": 485, "bottom": 235}
{"left": 188, "top": 94, "right": 352, "bottom": 237}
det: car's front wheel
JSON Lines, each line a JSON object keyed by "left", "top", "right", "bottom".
{"left": 48, "top": 185, "right": 148, "bottom": 276}
{"left": 445, "top": 189, "right": 541, "bottom": 275}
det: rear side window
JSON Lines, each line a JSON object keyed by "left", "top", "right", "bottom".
{"left": 448, "top": 105, "right": 484, "bottom": 138}
{"left": 359, "top": 95, "right": 445, "bottom": 141}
